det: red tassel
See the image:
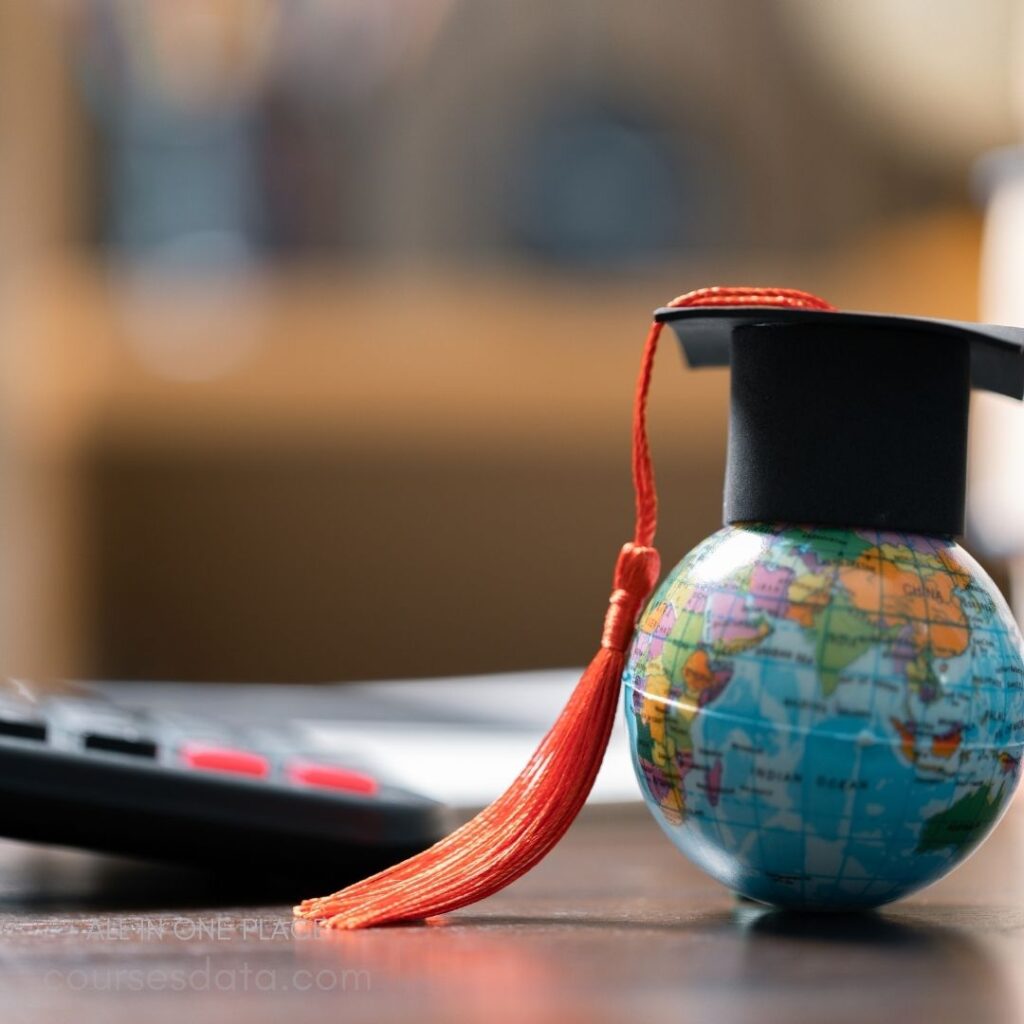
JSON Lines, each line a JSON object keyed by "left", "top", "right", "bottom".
{"left": 295, "top": 286, "right": 834, "bottom": 929}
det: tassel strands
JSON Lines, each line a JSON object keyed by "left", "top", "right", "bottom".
{"left": 295, "top": 286, "right": 835, "bottom": 929}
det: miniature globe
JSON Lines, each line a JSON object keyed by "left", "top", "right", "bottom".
{"left": 623, "top": 524, "right": 1024, "bottom": 909}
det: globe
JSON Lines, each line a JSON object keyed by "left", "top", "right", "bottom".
{"left": 623, "top": 523, "right": 1024, "bottom": 909}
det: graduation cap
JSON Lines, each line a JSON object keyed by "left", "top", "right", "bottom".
{"left": 655, "top": 305, "right": 1024, "bottom": 537}
{"left": 295, "top": 287, "right": 1024, "bottom": 929}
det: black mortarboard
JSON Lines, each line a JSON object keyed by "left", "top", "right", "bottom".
{"left": 655, "top": 308, "right": 1024, "bottom": 537}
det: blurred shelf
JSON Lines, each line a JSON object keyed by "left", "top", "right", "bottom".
{"left": 11, "top": 263, "right": 730, "bottom": 457}
{"left": 11, "top": 206, "right": 982, "bottom": 458}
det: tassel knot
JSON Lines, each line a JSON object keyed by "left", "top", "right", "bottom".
{"left": 601, "top": 543, "right": 661, "bottom": 652}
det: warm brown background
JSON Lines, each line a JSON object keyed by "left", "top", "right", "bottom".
{"left": 0, "top": 3, "right": 1010, "bottom": 684}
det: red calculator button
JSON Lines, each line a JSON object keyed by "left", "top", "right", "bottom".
{"left": 181, "top": 743, "right": 269, "bottom": 778}
{"left": 287, "top": 760, "right": 379, "bottom": 795}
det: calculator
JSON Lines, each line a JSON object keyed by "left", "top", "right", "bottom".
{"left": 0, "top": 679, "right": 451, "bottom": 881}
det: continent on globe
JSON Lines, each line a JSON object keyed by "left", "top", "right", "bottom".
{"left": 624, "top": 523, "right": 1024, "bottom": 909}
{"left": 916, "top": 784, "right": 1005, "bottom": 855}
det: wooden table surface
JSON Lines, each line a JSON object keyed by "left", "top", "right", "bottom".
{"left": 2, "top": 801, "right": 1024, "bottom": 1024}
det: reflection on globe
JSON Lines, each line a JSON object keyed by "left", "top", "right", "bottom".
{"left": 624, "top": 524, "right": 1024, "bottom": 909}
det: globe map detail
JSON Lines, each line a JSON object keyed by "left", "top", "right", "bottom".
{"left": 624, "top": 524, "right": 1024, "bottom": 908}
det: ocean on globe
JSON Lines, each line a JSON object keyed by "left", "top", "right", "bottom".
{"left": 623, "top": 524, "right": 1024, "bottom": 909}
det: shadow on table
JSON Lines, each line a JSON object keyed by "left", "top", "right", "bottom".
{"left": 0, "top": 841, "right": 358, "bottom": 910}
{"left": 726, "top": 903, "right": 1017, "bottom": 1020}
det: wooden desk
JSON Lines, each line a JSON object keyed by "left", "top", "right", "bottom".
{"left": 2, "top": 800, "right": 1023, "bottom": 1023}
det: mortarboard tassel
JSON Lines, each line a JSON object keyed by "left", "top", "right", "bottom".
{"left": 294, "top": 285, "right": 835, "bottom": 929}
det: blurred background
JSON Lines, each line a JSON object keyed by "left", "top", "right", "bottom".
{"left": 1, "top": 0, "right": 1023, "bottom": 686}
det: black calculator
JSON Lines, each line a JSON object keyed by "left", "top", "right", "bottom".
{"left": 0, "top": 679, "right": 450, "bottom": 882}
